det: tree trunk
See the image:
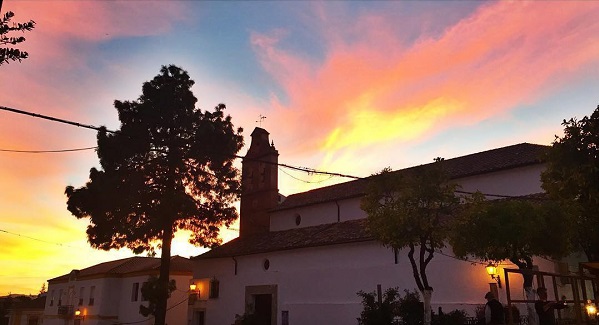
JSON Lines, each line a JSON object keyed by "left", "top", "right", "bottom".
{"left": 154, "top": 227, "right": 173, "bottom": 325}
{"left": 525, "top": 286, "right": 538, "bottom": 325}
{"left": 422, "top": 289, "right": 433, "bottom": 325}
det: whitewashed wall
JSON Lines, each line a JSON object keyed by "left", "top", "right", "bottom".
{"left": 271, "top": 164, "right": 546, "bottom": 232}
{"left": 45, "top": 274, "right": 190, "bottom": 325}
{"left": 193, "top": 241, "right": 566, "bottom": 325}
{"left": 192, "top": 163, "right": 574, "bottom": 325}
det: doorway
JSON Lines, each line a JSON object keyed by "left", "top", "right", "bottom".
{"left": 245, "top": 285, "right": 278, "bottom": 325}
{"left": 253, "top": 294, "right": 272, "bottom": 325}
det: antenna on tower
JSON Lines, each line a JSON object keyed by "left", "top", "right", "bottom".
{"left": 256, "top": 114, "right": 266, "bottom": 127}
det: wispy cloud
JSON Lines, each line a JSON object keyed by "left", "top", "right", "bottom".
{"left": 251, "top": 2, "right": 599, "bottom": 157}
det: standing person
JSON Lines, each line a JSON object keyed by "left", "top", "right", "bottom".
{"left": 485, "top": 292, "right": 505, "bottom": 325}
{"left": 535, "top": 287, "right": 567, "bottom": 325}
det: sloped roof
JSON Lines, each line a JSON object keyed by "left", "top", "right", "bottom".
{"left": 195, "top": 142, "right": 548, "bottom": 260}
{"left": 196, "top": 218, "right": 372, "bottom": 259}
{"left": 10, "top": 296, "right": 46, "bottom": 310}
{"left": 275, "top": 143, "right": 547, "bottom": 211}
{"left": 48, "top": 256, "right": 192, "bottom": 282}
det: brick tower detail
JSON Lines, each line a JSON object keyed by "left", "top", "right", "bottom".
{"left": 239, "top": 127, "right": 279, "bottom": 237}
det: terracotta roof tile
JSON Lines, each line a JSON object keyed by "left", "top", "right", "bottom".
{"left": 275, "top": 143, "right": 547, "bottom": 210}
{"left": 196, "top": 218, "right": 372, "bottom": 259}
{"left": 48, "top": 256, "right": 192, "bottom": 282}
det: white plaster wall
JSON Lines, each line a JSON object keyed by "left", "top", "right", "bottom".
{"left": 270, "top": 165, "right": 545, "bottom": 232}
{"left": 166, "top": 275, "right": 193, "bottom": 325}
{"left": 456, "top": 164, "right": 546, "bottom": 199}
{"left": 193, "top": 241, "right": 566, "bottom": 325}
{"left": 45, "top": 277, "right": 120, "bottom": 325}
{"left": 45, "top": 274, "right": 190, "bottom": 325}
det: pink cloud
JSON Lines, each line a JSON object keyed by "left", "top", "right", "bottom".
{"left": 251, "top": 2, "right": 599, "bottom": 158}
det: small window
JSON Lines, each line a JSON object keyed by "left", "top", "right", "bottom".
{"left": 78, "top": 287, "right": 84, "bottom": 306}
{"left": 294, "top": 214, "right": 301, "bottom": 226}
{"left": 131, "top": 282, "right": 139, "bottom": 302}
{"left": 263, "top": 259, "right": 270, "bottom": 271}
{"left": 58, "top": 289, "right": 63, "bottom": 306}
{"left": 209, "top": 279, "right": 220, "bottom": 299}
{"left": 89, "top": 286, "right": 95, "bottom": 306}
{"left": 49, "top": 290, "right": 54, "bottom": 306}
{"left": 141, "top": 282, "right": 148, "bottom": 301}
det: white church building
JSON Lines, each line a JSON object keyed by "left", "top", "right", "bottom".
{"left": 189, "top": 127, "right": 584, "bottom": 325}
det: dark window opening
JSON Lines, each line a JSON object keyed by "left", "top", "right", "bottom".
{"left": 209, "top": 279, "right": 220, "bottom": 299}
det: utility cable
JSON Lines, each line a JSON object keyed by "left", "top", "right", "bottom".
{"left": 0, "top": 105, "right": 363, "bottom": 179}
{"left": 0, "top": 146, "right": 97, "bottom": 153}
{"left": 0, "top": 106, "right": 118, "bottom": 134}
{"left": 0, "top": 228, "right": 78, "bottom": 248}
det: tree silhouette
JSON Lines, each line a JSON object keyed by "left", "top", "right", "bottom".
{"left": 541, "top": 104, "right": 599, "bottom": 262}
{"left": 65, "top": 65, "right": 244, "bottom": 325}
{"left": 0, "top": 9, "right": 35, "bottom": 66}
{"left": 449, "top": 194, "right": 571, "bottom": 325}
{"left": 361, "top": 159, "right": 459, "bottom": 325}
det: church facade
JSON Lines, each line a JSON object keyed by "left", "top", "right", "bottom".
{"left": 189, "top": 127, "right": 566, "bottom": 325}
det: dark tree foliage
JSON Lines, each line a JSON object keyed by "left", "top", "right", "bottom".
{"left": 357, "top": 287, "right": 402, "bottom": 325}
{"left": 397, "top": 290, "right": 424, "bottom": 325}
{"left": 65, "top": 65, "right": 244, "bottom": 325}
{"left": 449, "top": 193, "right": 571, "bottom": 325}
{"left": 356, "top": 288, "right": 425, "bottom": 325}
{"left": 139, "top": 276, "right": 176, "bottom": 318}
{"left": 0, "top": 11, "right": 35, "bottom": 65}
{"left": 541, "top": 104, "right": 599, "bottom": 261}
{"left": 362, "top": 159, "right": 459, "bottom": 325}
{"left": 450, "top": 193, "right": 571, "bottom": 286}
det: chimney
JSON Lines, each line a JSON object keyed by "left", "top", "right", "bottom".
{"left": 239, "top": 127, "right": 279, "bottom": 237}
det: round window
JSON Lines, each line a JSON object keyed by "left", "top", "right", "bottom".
{"left": 263, "top": 259, "right": 270, "bottom": 270}
{"left": 295, "top": 214, "right": 301, "bottom": 226}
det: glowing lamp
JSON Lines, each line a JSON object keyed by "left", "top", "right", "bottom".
{"left": 586, "top": 301, "right": 597, "bottom": 317}
{"left": 189, "top": 283, "right": 197, "bottom": 291}
{"left": 485, "top": 263, "right": 502, "bottom": 288}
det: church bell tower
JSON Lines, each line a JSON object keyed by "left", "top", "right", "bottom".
{"left": 239, "top": 127, "right": 279, "bottom": 237}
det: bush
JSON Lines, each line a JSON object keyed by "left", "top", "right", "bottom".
{"left": 397, "top": 290, "right": 423, "bottom": 325}
{"left": 356, "top": 288, "right": 424, "bottom": 325}
{"left": 357, "top": 287, "right": 401, "bottom": 325}
{"left": 433, "top": 309, "right": 468, "bottom": 325}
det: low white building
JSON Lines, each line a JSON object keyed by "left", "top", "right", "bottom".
{"left": 44, "top": 256, "right": 191, "bottom": 325}
{"left": 190, "top": 127, "right": 590, "bottom": 325}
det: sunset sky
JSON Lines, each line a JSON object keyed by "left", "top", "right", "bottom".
{"left": 1, "top": 1, "right": 599, "bottom": 295}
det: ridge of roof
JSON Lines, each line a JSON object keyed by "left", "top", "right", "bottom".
{"left": 274, "top": 142, "right": 548, "bottom": 211}
{"left": 48, "top": 255, "right": 192, "bottom": 282}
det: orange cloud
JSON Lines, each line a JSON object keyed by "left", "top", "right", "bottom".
{"left": 251, "top": 2, "right": 599, "bottom": 158}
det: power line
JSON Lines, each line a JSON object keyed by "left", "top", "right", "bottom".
{"left": 0, "top": 105, "right": 362, "bottom": 179}
{"left": 278, "top": 167, "right": 335, "bottom": 184}
{"left": 0, "top": 146, "right": 97, "bottom": 153}
{"left": 0, "top": 106, "right": 117, "bottom": 134}
{"left": 0, "top": 228, "right": 78, "bottom": 248}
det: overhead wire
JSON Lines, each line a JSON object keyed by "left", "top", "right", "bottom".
{"left": 0, "top": 105, "right": 363, "bottom": 179}
{"left": 0, "top": 228, "right": 78, "bottom": 248}
{"left": 0, "top": 146, "right": 97, "bottom": 153}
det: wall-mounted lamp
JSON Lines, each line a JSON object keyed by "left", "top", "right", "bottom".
{"left": 75, "top": 309, "right": 84, "bottom": 321}
{"left": 189, "top": 283, "right": 200, "bottom": 302}
{"left": 486, "top": 263, "right": 502, "bottom": 288}
{"left": 586, "top": 301, "right": 597, "bottom": 319}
